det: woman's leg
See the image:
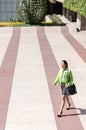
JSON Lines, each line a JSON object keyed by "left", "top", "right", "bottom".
{"left": 58, "top": 95, "right": 66, "bottom": 114}
{"left": 65, "top": 96, "right": 71, "bottom": 108}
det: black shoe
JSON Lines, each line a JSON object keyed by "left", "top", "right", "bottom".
{"left": 57, "top": 111, "right": 63, "bottom": 117}
{"left": 66, "top": 108, "right": 70, "bottom": 110}
{"left": 66, "top": 104, "right": 71, "bottom": 110}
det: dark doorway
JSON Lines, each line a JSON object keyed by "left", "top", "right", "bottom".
{"left": 47, "top": 1, "right": 63, "bottom": 15}
{"left": 55, "top": 1, "right": 63, "bottom": 14}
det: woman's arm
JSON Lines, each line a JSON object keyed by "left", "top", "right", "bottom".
{"left": 67, "top": 70, "right": 73, "bottom": 87}
{"left": 53, "top": 70, "right": 60, "bottom": 86}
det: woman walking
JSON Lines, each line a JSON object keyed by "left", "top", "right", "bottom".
{"left": 53, "top": 60, "right": 73, "bottom": 117}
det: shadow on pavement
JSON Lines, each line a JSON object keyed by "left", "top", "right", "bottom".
{"left": 62, "top": 107, "right": 86, "bottom": 117}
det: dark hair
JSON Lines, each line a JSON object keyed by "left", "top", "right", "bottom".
{"left": 62, "top": 60, "right": 68, "bottom": 68}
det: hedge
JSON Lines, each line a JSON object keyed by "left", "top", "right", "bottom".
{"left": 63, "top": 0, "right": 86, "bottom": 17}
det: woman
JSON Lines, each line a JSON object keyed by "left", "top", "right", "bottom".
{"left": 53, "top": 60, "right": 73, "bottom": 117}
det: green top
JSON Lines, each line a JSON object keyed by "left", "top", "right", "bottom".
{"left": 54, "top": 68, "right": 73, "bottom": 87}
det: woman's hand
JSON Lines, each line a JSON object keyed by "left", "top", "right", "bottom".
{"left": 53, "top": 83, "right": 56, "bottom": 87}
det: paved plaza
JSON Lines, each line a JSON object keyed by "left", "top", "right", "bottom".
{"left": 0, "top": 26, "right": 86, "bottom": 130}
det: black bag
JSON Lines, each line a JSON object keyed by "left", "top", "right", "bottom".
{"left": 68, "top": 84, "right": 77, "bottom": 95}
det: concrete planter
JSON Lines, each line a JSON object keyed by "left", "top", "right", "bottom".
{"left": 77, "top": 13, "right": 86, "bottom": 30}
{"left": 63, "top": 8, "right": 77, "bottom": 22}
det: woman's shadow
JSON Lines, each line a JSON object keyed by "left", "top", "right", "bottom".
{"left": 62, "top": 107, "right": 86, "bottom": 117}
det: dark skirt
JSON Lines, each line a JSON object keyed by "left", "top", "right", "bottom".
{"left": 61, "top": 83, "right": 70, "bottom": 96}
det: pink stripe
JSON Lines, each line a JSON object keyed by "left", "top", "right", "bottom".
{"left": 61, "top": 26, "right": 86, "bottom": 62}
{"left": 0, "top": 27, "right": 20, "bottom": 130}
{"left": 37, "top": 27, "right": 84, "bottom": 130}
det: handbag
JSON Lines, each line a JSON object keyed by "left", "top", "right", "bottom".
{"left": 68, "top": 84, "right": 77, "bottom": 95}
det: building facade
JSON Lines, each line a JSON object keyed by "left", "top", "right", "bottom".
{"left": 0, "top": 0, "right": 19, "bottom": 21}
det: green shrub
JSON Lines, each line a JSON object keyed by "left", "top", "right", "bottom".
{"left": 48, "top": 14, "right": 62, "bottom": 24}
{"left": 63, "top": 0, "right": 86, "bottom": 17}
{"left": 18, "top": 0, "right": 47, "bottom": 24}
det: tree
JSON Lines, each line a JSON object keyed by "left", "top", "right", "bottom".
{"left": 18, "top": 0, "right": 47, "bottom": 24}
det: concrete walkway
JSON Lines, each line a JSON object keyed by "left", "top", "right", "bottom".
{"left": 0, "top": 26, "right": 86, "bottom": 130}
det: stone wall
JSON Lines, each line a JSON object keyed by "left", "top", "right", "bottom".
{"left": 77, "top": 13, "right": 86, "bottom": 30}
{"left": 63, "top": 8, "right": 77, "bottom": 22}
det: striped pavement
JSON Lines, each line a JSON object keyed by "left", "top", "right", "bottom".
{"left": 0, "top": 27, "right": 86, "bottom": 130}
